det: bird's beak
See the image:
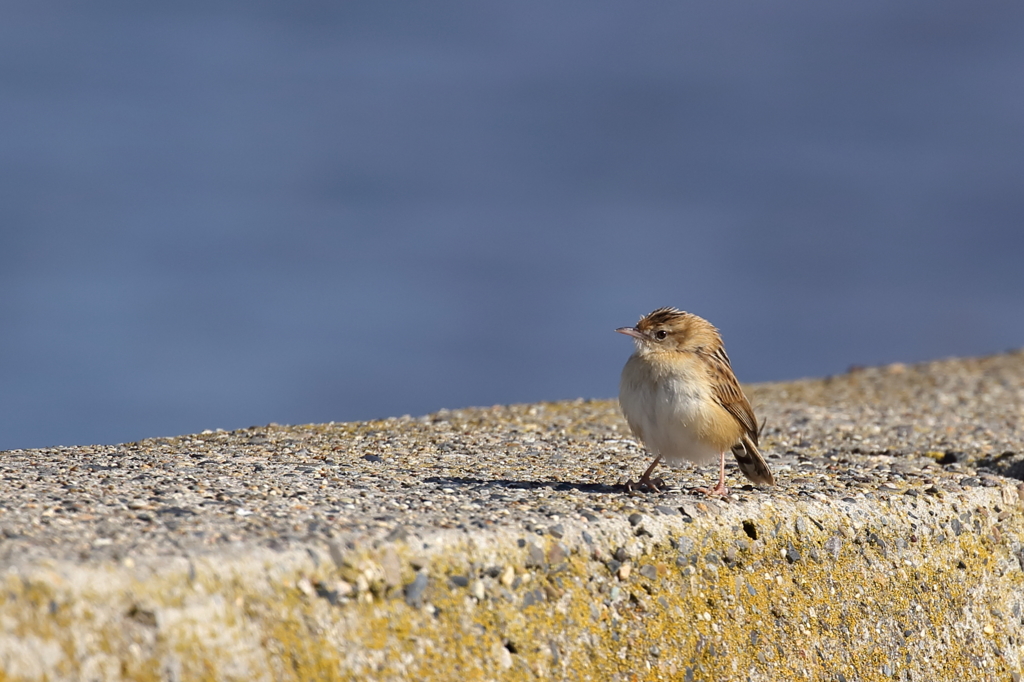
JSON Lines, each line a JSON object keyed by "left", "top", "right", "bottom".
{"left": 615, "top": 326, "right": 646, "bottom": 341}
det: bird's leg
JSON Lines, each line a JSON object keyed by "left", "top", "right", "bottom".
{"left": 695, "top": 451, "right": 729, "bottom": 497}
{"left": 627, "top": 455, "right": 664, "bottom": 493}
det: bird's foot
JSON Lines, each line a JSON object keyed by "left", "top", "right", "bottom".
{"left": 626, "top": 475, "right": 666, "bottom": 494}
{"left": 694, "top": 482, "right": 729, "bottom": 497}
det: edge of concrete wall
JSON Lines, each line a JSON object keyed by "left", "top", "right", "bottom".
{"left": 2, "top": 476, "right": 1023, "bottom": 681}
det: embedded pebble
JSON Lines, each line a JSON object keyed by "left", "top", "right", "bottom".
{"left": 525, "top": 543, "right": 546, "bottom": 569}
{"left": 546, "top": 543, "right": 567, "bottom": 565}
{"left": 404, "top": 573, "right": 428, "bottom": 608}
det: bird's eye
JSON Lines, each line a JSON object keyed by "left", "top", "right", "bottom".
{"left": 654, "top": 330, "right": 668, "bottom": 340}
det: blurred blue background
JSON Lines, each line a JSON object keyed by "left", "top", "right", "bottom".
{"left": 2, "top": 0, "right": 1023, "bottom": 450}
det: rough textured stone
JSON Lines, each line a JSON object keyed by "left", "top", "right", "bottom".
{"left": 1, "top": 351, "right": 1024, "bottom": 679}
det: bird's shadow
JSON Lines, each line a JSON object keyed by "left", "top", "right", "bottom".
{"left": 422, "top": 475, "right": 758, "bottom": 498}
{"left": 424, "top": 476, "right": 623, "bottom": 495}
{"left": 422, "top": 476, "right": 718, "bottom": 497}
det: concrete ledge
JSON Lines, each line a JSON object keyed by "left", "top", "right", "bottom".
{"left": 2, "top": 352, "right": 1024, "bottom": 680}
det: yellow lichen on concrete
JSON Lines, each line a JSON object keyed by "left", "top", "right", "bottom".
{"left": 18, "top": 483, "right": 1024, "bottom": 679}
{"left": 220, "top": 488, "right": 1024, "bottom": 681}
{"left": 1, "top": 484, "right": 1024, "bottom": 681}
{"left": 5, "top": 350, "right": 1024, "bottom": 681}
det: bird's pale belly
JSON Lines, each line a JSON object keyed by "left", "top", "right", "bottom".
{"left": 620, "top": 373, "right": 722, "bottom": 465}
{"left": 643, "top": 418, "right": 721, "bottom": 465}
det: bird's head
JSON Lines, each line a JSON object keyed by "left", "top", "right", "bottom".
{"left": 615, "top": 307, "right": 719, "bottom": 354}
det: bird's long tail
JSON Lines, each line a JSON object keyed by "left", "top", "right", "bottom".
{"left": 731, "top": 433, "right": 775, "bottom": 486}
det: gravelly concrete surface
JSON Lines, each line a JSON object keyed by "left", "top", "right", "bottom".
{"left": 2, "top": 352, "right": 1021, "bottom": 566}
{"left": 2, "top": 351, "right": 1024, "bottom": 681}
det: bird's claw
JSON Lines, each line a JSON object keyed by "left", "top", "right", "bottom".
{"left": 626, "top": 476, "right": 666, "bottom": 494}
{"left": 694, "top": 483, "right": 729, "bottom": 497}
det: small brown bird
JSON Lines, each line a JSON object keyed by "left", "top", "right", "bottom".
{"left": 616, "top": 307, "right": 775, "bottom": 495}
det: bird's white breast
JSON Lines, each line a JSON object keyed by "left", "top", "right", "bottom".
{"left": 618, "top": 353, "right": 721, "bottom": 465}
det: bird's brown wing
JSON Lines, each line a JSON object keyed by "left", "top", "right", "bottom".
{"left": 705, "top": 346, "right": 758, "bottom": 442}
{"left": 705, "top": 345, "right": 776, "bottom": 486}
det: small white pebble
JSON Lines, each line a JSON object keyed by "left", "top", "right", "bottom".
{"left": 499, "top": 566, "right": 515, "bottom": 588}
